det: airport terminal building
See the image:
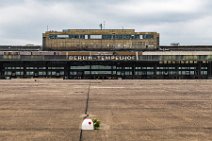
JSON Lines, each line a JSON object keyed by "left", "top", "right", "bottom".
{"left": 0, "top": 29, "right": 212, "bottom": 79}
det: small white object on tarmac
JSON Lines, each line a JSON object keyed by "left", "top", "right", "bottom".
{"left": 81, "top": 118, "right": 94, "bottom": 130}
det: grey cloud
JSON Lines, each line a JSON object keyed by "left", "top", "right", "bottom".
{"left": 0, "top": 0, "right": 24, "bottom": 6}
{"left": 0, "top": 0, "right": 212, "bottom": 45}
{"left": 110, "top": 12, "right": 205, "bottom": 25}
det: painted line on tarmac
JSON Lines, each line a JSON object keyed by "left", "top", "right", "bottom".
{"left": 92, "top": 86, "right": 152, "bottom": 89}
{"left": 79, "top": 82, "right": 91, "bottom": 141}
{"left": 92, "top": 86, "right": 125, "bottom": 89}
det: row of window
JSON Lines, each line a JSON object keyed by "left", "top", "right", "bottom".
{"left": 48, "top": 34, "right": 154, "bottom": 40}
{"left": 4, "top": 70, "right": 208, "bottom": 76}
{"left": 4, "top": 66, "right": 208, "bottom": 70}
{"left": 4, "top": 71, "right": 64, "bottom": 76}
{"left": 4, "top": 67, "right": 64, "bottom": 69}
{"left": 69, "top": 71, "right": 208, "bottom": 75}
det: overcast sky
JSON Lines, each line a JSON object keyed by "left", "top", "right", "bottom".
{"left": 0, "top": 0, "right": 212, "bottom": 45}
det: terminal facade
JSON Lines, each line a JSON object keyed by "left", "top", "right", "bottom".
{"left": 0, "top": 29, "right": 212, "bottom": 79}
{"left": 0, "top": 51, "right": 212, "bottom": 79}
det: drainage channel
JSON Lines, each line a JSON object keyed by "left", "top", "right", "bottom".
{"left": 79, "top": 82, "right": 91, "bottom": 141}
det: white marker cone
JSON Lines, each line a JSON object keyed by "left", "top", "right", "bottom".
{"left": 81, "top": 118, "right": 94, "bottom": 130}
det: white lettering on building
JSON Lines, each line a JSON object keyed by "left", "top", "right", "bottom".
{"left": 68, "top": 56, "right": 136, "bottom": 61}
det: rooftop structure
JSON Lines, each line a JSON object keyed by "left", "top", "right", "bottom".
{"left": 43, "top": 29, "right": 159, "bottom": 51}
{"left": 0, "top": 45, "right": 41, "bottom": 51}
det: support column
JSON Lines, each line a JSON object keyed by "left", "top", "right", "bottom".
{"left": 0, "top": 63, "right": 3, "bottom": 79}
{"left": 132, "top": 62, "right": 135, "bottom": 79}
{"left": 175, "top": 65, "right": 178, "bottom": 79}
{"left": 197, "top": 61, "right": 202, "bottom": 79}
{"left": 45, "top": 62, "right": 48, "bottom": 78}
{"left": 64, "top": 62, "right": 70, "bottom": 79}
{"left": 153, "top": 63, "right": 157, "bottom": 79}
{"left": 208, "top": 61, "right": 212, "bottom": 78}
{"left": 23, "top": 62, "right": 27, "bottom": 78}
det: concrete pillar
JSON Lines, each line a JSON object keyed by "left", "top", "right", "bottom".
{"left": 64, "top": 62, "right": 70, "bottom": 79}
{"left": 0, "top": 63, "right": 3, "bottom": 78}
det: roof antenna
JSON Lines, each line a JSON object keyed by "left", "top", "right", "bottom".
{"left": 99, "top": 23, "right": 103, "bottom": 30}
